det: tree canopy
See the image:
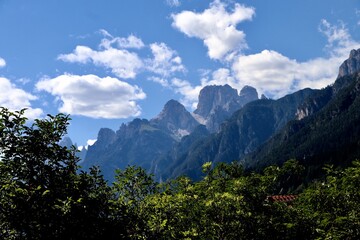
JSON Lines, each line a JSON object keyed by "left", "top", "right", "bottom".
{"left": 0, "top": 108, "right": 359, "bottom": 239}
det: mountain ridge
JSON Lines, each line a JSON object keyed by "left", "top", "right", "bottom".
{"left": 81, "top": 48, "right": 360, "bottom": 183}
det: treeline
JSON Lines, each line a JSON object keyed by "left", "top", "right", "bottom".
{"left": 0, "top": 108, "right": 359, "bottom": 239}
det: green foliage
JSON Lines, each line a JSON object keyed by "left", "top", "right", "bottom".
{"left": 1, "top": 108, "right": 359, "bottom": 239}
{"left": 247, "top": 73, "right": 360, "bottom": 181}
{"left": 0, "top": 108, "right": 120, "bottom": 239}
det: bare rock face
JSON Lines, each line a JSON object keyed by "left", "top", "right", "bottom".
{"left": 239, "top": 85, "right": 258, "bottom": 105}
{"left": 194, "top": 84, "right": 239, "bottom": 119}
{"left": 96, "top": 128, "right": 116, "bottom": 148}
{"left": 194, "top": 84, "right": 258, "bottom": 132}
{"left": 296, "top": 49, "right": 360, "bottom": 120}
{"left": 150, "top": 99, "right": 199, "bottom": 140}
{"left": 338, "top": 49, "right": 360, "bottom": 78}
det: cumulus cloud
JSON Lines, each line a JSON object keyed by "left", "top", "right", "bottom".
{"left": 232, "top": 50, "right": 298, "bottom": 97}
{"left": 36, "top": 74, "right": 146, "bottom": 119}
{"left": 0, "top": 77, "right": 43, "bottom": 119}
{"left": 168, "top": 20, "right": 360, "bottom": 107}
{"left": 232, "top": 20, "right": 360, "bottom": 98}
{"left": 0, "top": 57, "right": 5, "bottom": 68}
{"left": 58, "top": 46, "right": 143, "bottom": 79}
{"left": 146, "top": 42, "right": 186, "bottom": 77}
{"left": 58, "top": 32, "right": 185, "bottom": 80}
{"left": 172, "top": 0, "right": 255, "bottom": 60}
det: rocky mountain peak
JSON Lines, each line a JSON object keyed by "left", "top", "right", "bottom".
{"left": 338, "top": 48, "right": 360, "bottom": 78}
{"left": 156, "top": 99, "right": 188, "bottom": 119}
{"left": 193, "top": 84, "right": 259, "bottom": 132}
{"left": 151, "top": 99, "right": 199, "bottom": 140}
{"left": 95, "top": 128, "right": 116, "bottom": 148}
{"left": 59, "top": 136, "right": 73, "bottom": 148}
{"left": 239, "top": 85, "right": 258, "bottom": 104}
{"left": 194, "top": 84, "right": 239, "bottom": 118}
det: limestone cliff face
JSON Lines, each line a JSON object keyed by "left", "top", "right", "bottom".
{"left": 194, "top": 84, "right": 239, "bottom": 118}
{"left": 194, "top": 84, "right": 258, "bottom": 132}
{"left": 338, "top": 49, "right": 360, "bottom": 78}
{"left": 150, "top": 99, "right": 199, "bottom": 140}
{"left": 296, "top": 49, "right": 360, "bottom": 120}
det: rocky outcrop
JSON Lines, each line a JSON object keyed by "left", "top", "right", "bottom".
{"left": 338, "top": 49, "right": 360, "bottom": 78}
{"left": 194, "top": 84, "right": 239, "bottom": 119}
{"left": 296, "top": 49, "right": 360, "bottom": 120}
{"left": 239, "top": 85, "right": 258, "bottom": 105}
{"left": 150, "top": 100, "right": 199, "bottom": 140}
{"left": 194, "top": 84, "right": 258, "bottom": 132}
{"left": 96, "top": 128, "right": 116, "bottom": 148}
{"left": 82, "top": 119, "right": 176, "bottom": 182}
{"left": 59, "top": 136, "right": 73, "bottom": 148}
{"left": 166, "top": 88, "right": 315, "bottom": 180}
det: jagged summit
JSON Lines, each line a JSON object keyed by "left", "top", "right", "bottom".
{"left": 150, "top": 99, "right": 199, "bottom": 139}
{"left": 194, "top": 84, "right": 239, "bottom": 118}
{"left": 338, "top": 48, "right": 360, "bottom": 78}
{"left": 154, "top": 99, "right": 188, "bottom": 120}
{"left": 193, "top": 84, "right": 258, "bottom": 132}
{"left": 296, "top": 49, "right": 360, "bottom": 120}
{"left": 239, "top": 85, "right": 258, "bottom": 103}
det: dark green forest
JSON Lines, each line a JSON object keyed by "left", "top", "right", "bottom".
{"left": 0, "top": 108, "right": 359, "bottom": 239}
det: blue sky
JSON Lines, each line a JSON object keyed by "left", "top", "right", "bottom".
{"left": 0, "top": 0, "right": 359, "bottom": 148}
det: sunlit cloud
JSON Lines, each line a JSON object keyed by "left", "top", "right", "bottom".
{"left": 172, "top": 0, "right": 255, "bottom": 61}
{"left": 0, "top": 77, "right": 43, "bottom": 119}
{"left": 146, "top": 42, "right": 186, "bottom": 77}
{"left": 36, "top": 74, "right": 146, "bottom": 119}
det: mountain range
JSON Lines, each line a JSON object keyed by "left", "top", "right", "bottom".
{"left": 78, "top": 48, "right": 360, "bottom": 183}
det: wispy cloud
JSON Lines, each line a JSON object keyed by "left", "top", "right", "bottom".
{"left": 36, "top": 74, "right": 146, "bottom": 119}
{"left": 99, "top": 30, "right": 145, "bottom": 49}
{"left": 0, "top": 57, "right": 6, "bottom": 68}
{"left": 166, "top": 0, "right": 181, "bottom": 7}
{"left": 146, "top": 42, "right": 186, "bottom": 77}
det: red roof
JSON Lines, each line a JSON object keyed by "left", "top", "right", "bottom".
{"left": 266, "top": 195, "right": 298, "bottom": 203}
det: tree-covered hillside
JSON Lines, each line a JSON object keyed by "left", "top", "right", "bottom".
{"left": 244, "top": 72, "right": 360, "bottom": 181}
{"left": 1, "top": 108, "right": 359, "bottom": 239}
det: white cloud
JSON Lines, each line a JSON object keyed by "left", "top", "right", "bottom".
{"left": 146, "top": 42, "right": 186, "bottom": 77}
{"left": 58, "top": 46, "right": 143, "bottom": 79}
{"left": 99, "top": 30, "right": 145, "bottom": 49}
{"left": 0, "top": 57, "right": 6, "bottom": 68}
{"left": 232, "top": 50, "right": 298, "bottom": 97}
{"left": 231, "top": 20, "right": 360, "bottom": 98}
{"left": 36, "top": 74, "right": 146, "bottom": 119}
{"left": 78, "top": 139, "right": 97, "bottom": 151}
{"left": 148, "top": 76, "right": 170, "bottom": 88}
{"left": 0, "top": 77, "right": 43, "bottom": 119}
{"left": 172, "top": 0, "right": 255, "bottom": 60}
{"left": 58, "top": 33, "right": 185, "bottom": 80}
{"left": 170, "top": 78, "right": 203, "bottom": 109}
{"left": 168, "top": 20, "right": 360, "bottom": 106}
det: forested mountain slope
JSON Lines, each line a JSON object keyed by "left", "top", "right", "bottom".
{"left": 243, "top": 72, "right": 360, "bottom": 178}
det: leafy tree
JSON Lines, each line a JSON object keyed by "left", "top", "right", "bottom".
{"left": 296, "top": 161, "right": 360, "bottom": 239}
{"left": 112, "top": 166, "right": 157, "bottom": 239}
{"left": 0, "top": 108, "right": 121, "bottom": 239}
